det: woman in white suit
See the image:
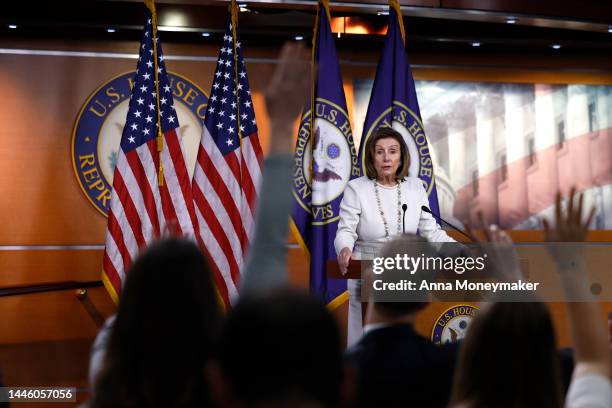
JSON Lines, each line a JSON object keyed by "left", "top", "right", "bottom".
{"left": 334, "top": 127, "right": 455, "bottom": 345}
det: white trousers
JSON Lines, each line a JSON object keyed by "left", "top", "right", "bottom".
{"left": 347, "top": 278, "right": 363, "bottom": 347}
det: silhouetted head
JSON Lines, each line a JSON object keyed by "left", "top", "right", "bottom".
{"left": 92, "top": 238, "right": 221, "bottom": 408}
{"left": 369, "top": 234, "right": 435, "bottom": 318}
{"left": 451, "top": 300, "right": 562, "bottom": 408}
{"left": 217, "top": 289, "right": 344, "bottom": 407}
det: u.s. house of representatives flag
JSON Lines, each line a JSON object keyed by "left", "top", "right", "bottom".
{"left": 292, "top": 0, "right": 360, "bottom": 306}
{"left": 192, "top": 3, "right": 263, "bottom": 309}
{"left": 103, "top": 0, "right": 199, "bottom": 302}
{"left": 360, "top": 0, "right": 441, "bottom": 216}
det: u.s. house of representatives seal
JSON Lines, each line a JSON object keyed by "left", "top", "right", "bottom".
{"left": 71, "top": 71, "right": 208, "bottom": 216}
{"left": 361, "top": 101, "right": 436, "bottom": 195}
{"left": 431, "top": 304, "right": 479, "bottom": 345}
{"left": 293, "top": 98, "right": 360, "bottom": 224}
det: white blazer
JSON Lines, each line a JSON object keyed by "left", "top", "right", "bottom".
{"left": 334, "top": 176, "right": 454, "bottom": 258}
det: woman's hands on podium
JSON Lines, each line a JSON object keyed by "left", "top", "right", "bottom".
{"left": 338, "top": 247, "right": 352, "bottom": 276}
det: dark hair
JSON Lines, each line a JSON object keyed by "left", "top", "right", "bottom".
{"left": 219, "top": 289, "right": 343, "bottom": 407}
{"left": 364, "top": 127, "right": 410, "bottom": 180}
{"left": 91, "top": 239, "right": 221, "bottom": 408}
{"left": 450, "top": 301, "right": 563, "bottom": 408}
{"left": 371, "top": 235, "right": 433, "bottom": 316}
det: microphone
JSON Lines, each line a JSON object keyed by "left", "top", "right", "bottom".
{"left": 402, "top": 204, "right": 408, "bottom": 234}
{"left": 421, "top": 206, "right": 475, "bottom": 242}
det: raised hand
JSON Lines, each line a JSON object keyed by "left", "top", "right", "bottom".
{"left": 465, "top": 212, "right": 522, "bottom": 282}
{"left": 542, "top": 187, "right": 595, "bottom": 243}
{"left": 265, "top": 42, "right": 311, "bottom": 154}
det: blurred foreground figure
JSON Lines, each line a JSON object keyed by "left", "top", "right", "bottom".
{"left": 90, "top": 239, "right": 221, "bottom": 408}
{"left": 451, "top": 188, "right": 612, "bottom": 408}
{"left": 213, "top": 289, "right": 345, "bottom": 408}
{"left": 207, "top": 42, "right": 349, "bottom": 408}
{"left": 345, "top": 235, "right": 458, "bottom": 408}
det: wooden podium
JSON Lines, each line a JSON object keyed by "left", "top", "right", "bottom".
{"left": 327, "top": 259, "right": 369, "bottom": 320}
{"left": 326, "top": 259, "right": 363, "bottom": 280}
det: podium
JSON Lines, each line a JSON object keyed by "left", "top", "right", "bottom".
{"left": 327, "top": 259, "right": 369, "bottom": 320}
{"left": 326, "top": 259, "right": 363, "bottom": 279}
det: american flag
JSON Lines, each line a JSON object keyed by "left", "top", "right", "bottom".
{"left": 192, "top": 17, "right": 263, "bottom": 308}
{"left": 102, "top": 4, "right": 199, "bottom": 302}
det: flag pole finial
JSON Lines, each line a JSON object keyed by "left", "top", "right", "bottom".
{"left": 389, "top": 0, "right": 406, "bottom": 46}
{"left": 320, "top": 0, "right": 332, "bottom": 23}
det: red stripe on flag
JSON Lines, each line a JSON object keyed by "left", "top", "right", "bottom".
{"left": 106, "top": 210, "right": 133, "bottom": 274}
{"left": 146, "top": 139, "right": 183, "bottom": 237}
{"left": 102, "top": 251, "right": 123, "bottom": 296}
{"left": 249, "top": 132, "right": 264, "bottom": 164}
{"left": 159, "top": 182, "right": 183, "bottom": 236}
{"left": 224, "top": 150, "right": 243, "bottom": 187}
{"left": 195, "top": 235, "right": 231, "bottom": 310}
{"left": 165, "top": 129, "right": 200, "bottom": 232}
{"left": 192, "top": 183, "right": 242, "bottom": 287}
{"left": 112, "top": 169, "right": 146, "bottom": 248}
{"left": 125, "top": 150, "right": 161, "bottom": 237}
{"left": 240, "top": 153, "right": 258, "bottom": 215}
{"left": 196, "top": 146, "right": 248, "bottom": 254}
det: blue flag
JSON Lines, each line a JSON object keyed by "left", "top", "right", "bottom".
{"left": 359, "top": 0, "right": 441, "bottom": 216}
{"left": 291, "top": 0, "right": 360, "bottom": 305}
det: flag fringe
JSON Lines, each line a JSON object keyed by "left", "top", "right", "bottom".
{"left": 102, "top": 270, "right": 120, "bottom": 305}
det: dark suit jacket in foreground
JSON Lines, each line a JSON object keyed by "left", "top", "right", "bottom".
{"left": 345, "top": 324, "right": 459, "bottom": 408}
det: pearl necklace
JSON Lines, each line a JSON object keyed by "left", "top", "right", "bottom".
{"left": 373, "top": 179, "right": 402, "bottom": 238}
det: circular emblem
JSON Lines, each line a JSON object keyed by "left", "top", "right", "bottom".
{"left": 361, "top": 101, "right": 436, "bottom": 195}
{"left": 327, "top": 143, "right": 340, "bottom": 159}
{"left": 293, "top": 98, "right": 360, "bottom": 224}
{"left": 431, "top": 304, "right": 479, "bottom": 345}
{"left": 71, "top": 71, "right": 208, "bottom": 216}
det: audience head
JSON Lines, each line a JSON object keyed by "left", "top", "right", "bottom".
{"left": 368, "top": 235, "right": 436, "bottom": 319}
{"left": 215, "top": 288, "right": 344, "bottom": 407}
{"left": 451, "top": 300, "right": 562, "bottom": 408}
{"left": 92, "top": 238, "right": 221, "bottom": 408}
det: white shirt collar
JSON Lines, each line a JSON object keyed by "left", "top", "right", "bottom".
{"left": 362, "top": 322, "right": 394, "bottom": 335}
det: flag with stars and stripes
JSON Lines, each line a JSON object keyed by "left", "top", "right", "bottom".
{"left": 192, "top": 5, "right": 263, "bottom": 308}
{"left": 102, "top": 0, "right": 199, "bottom": 303}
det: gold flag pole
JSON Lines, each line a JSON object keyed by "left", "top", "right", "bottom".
{"left": 389, "top": 0, "right": 406, "bottom": 46}
{"left": 308, "top": 1, "right": 323, "bottom": 186}
{"left": 145, "top": 0, "right": 165, "bottom": 186}
{"left": 231, "top": 0, "right": 243, "bottom": 151}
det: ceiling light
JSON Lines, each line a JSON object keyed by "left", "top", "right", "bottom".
{"left": 608, "top": 25, "right": 612, "bottom": 33}
{"left": 201, "top": 32, "right": 210, "bottom": 37}
{"left": 551, "top": 44, "right": 562, "bottom": 50}
{"left": 377, "top": 10, "right": 389, "bottom": 16}
{"left": 294, "top": 35, "right": 304, "bottom": 41}
{"left": 506, "top": 17, "right": 517, "bottom": 24}
{"left": 8, "top": 24, "right": 17, "bottom": 29}
{"left": 106, "top": 27, "right": 116, "bottom": 33}
{"left": 471, "top": 42, "right": 481, "bottom": 47}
